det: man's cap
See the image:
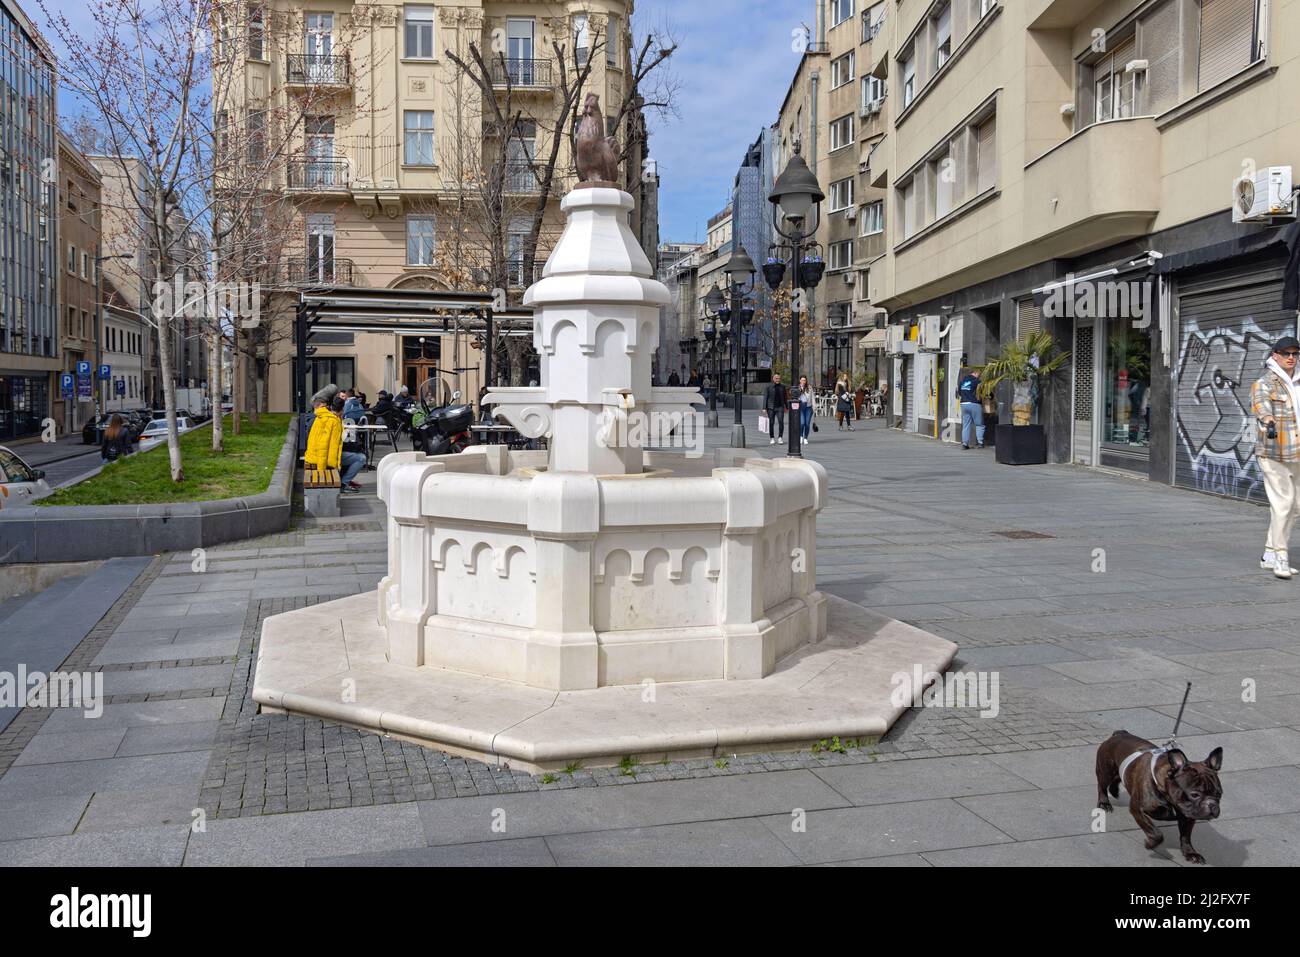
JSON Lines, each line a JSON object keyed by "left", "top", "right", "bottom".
{"left": 1272, "top": 335, "right": 1300, "bottom": 354}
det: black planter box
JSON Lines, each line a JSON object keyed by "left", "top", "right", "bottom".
{"left": 995, "top": 424, "right": 1046, "bottom": 465}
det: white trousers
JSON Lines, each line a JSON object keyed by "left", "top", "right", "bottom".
{"left": 1260, "top": 457, "right": 1300, "bottom": 554}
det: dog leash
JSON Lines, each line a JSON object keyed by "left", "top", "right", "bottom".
{"left": 1119, "top": 682, "right": 1192, "bottom": 784}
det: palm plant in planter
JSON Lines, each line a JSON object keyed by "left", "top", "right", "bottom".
{"left": 977, "top": 330, "right": 1070, "bottom": 464}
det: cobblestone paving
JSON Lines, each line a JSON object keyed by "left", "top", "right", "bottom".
{"left": 6, "top": 417, "right": 1300, "bottom": 866}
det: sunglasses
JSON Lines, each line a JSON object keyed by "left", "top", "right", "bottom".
{"left": 1279, "top": 351, "right": 1300, "bottom": 359}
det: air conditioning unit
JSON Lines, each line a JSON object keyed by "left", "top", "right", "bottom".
{"left": 1233, "top": 167, "right": 1295, "bottom": 223}
{"left": 843, "top": 271, "right": 856, "bottom": 285}
{"left": 845, "top": 206, "right": 857, "bottom": 222}
{"left": 885, "top": 324, "right": 904, "bottom": 355}
{"left": 918, "top": 314, "right": 942, "bottom": 351}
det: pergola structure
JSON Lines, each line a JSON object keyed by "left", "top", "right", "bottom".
{"left": 293, "top": 285, "right": 533, "bottom": 413}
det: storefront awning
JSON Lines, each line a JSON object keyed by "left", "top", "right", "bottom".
{"left": 1151, "top": 221, "right": 1300, "bottom": 309}
{"left": 859, "top": 327, "right": 888, "bottom": 349}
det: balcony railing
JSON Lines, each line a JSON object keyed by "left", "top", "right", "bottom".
{"left": 286, "top": 157, "right": 350, "bottom": 190}
{"left": 506, "top": 258, "right": 546, "bottom": 287}
{"left": 286, "top": 53, "right": 351, "bottom": 86}
{"left": 489, "top": 57, "right": 553, "bottom": 88}
{"left": 504, "top": 161, "right": 539, "bottom": 192}
{"left": 277, "top": 258, "right": 355, "bottom": 286}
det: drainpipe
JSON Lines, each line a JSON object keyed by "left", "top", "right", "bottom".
{"left": 818, "top": 0, "right": 827, "bottom": 47}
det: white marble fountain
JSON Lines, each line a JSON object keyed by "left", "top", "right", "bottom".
{"left": 254, "top": 185, "right": 956, "bottom": 770}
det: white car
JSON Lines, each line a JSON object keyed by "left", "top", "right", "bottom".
{"left": 137, "top": 417, "right": 195, "bottom": 451}
{"left": 0, "top": 446, "right": 53, "bottom": 509}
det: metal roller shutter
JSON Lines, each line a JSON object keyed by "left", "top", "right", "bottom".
{"left": 1198, "top": 0, "right": 1256, "bottom": 92}
{"left": 903, "top": 357, "right": 917, "bottom": 432}
{"left": 1172, "top": 259, "right": 1294, "bottom": 502}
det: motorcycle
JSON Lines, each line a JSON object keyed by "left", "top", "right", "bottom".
{"left": 411, "top": 377, "right": 474, "bottom": 456}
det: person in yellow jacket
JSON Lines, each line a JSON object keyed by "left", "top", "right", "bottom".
{"left": 305, "top": 397, "right": 365, "bottom": 492}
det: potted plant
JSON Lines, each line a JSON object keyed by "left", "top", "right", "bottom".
{"left": 977, "top": 330, "right": 1070, "bottom": 465}
{"left": 798, "top": 253, "right": 825, "bottom": 288}
{"left": 763, "top": 256, "right": 787, "bottom": 290}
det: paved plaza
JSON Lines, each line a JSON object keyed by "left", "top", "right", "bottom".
{"left": 2, "top": 416, "right": 1299, "bottom": 866}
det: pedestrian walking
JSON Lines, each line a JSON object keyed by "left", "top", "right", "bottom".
{"left": 1252, "top": 335, "right": 1300, "bottom": 579}
{"left": 835, "top": 379, "right": 854, "bottom": 431}
{"left": 797, "top": 375, "right": 814, "bottom": 445}
{"left": 956, "top": 366, "right": 986, "bottom": 449}
{"left": 763, "top": 373, "right": 787, "bottom": 444}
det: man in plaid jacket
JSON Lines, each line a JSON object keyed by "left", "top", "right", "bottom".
{"left": 1252, "top": 335, "right": 1300, "bottom": 579}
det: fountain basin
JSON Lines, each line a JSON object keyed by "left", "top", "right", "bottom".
{"left": 375, "top": 445, "right": 828, "bottom": 691}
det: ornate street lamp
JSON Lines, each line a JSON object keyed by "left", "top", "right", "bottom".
{"left": 702, "top": 317, "right": 719, "bottom": 426}
{"left": 704, "top": 246, "right": 757, "bottom": 447}
{"left": 767, "top": 143, "right": 825, "bottom": 457}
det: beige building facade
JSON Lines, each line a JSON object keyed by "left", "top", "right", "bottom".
{"left": 56, "top": 133, "right": 102, "bottom": 433}
{"left": 774, "top": 0, "right": 1300, "bottom": 502}
{"left": 215, "top": 0, "right": 647, "bottom": 412}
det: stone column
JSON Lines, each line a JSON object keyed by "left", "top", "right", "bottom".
{"left": 525, "top": 472, "right": 600, "bottom": 689}
{"left": 381, "top": 459, "right": 444, "bottom": 666}
{"left": 716, "top": 468, "right": 773, "bottom": 679}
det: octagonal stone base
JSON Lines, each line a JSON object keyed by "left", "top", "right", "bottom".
{"left": 253, "top": 590, "right": 958, "bottom": 772}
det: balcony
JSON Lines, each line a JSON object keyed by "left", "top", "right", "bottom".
{"left": 489, "top": 58, "right": 554, "bottom": 90}
{"left": 503, "top": 162, "right": 540, "bottom": 193}
{"left": 506, "top": 258, "right": 546, "bottom": 288}
{"left": 286, "top": 157, "right": 350, "bottom": 192}
{"left": 277, "top": 258, "right": 356, "bottom": 287}
{"left": 285, "top": 54, "right": 351, "bottom": 88}
{"left": 1022, "top": 117, "right": 1161, "bottom": 257}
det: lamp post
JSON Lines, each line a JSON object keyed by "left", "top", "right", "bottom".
{"left": 702, "top": 319, "right": 719, "bottom": 427}
{"left": 704, "top": 246, "right": 756, "bottom": 447}
{"left": 765, "top": 144, "right": 826, "bottom": 458}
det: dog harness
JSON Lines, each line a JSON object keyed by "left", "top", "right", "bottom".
{"left": 1118, "top": 744, "right": 1173, "bottom": 789}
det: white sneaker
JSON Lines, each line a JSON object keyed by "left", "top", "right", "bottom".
{"left": 801, "top": 436, "right": 808, "bottom": 445}
{"left": 769, "top": 437, "right": 776, "bottom": 445}
{"left": 1275, "top": 552, "right": 1294, "bottom": 580}
{"left": 1262, "top": 549, "right": 1277, "bottom": 569}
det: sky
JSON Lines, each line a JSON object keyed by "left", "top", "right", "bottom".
{"left": 38, "top": 0, "right": 811, "bottom": 245}
{"left": 635, "top": 0, "right": 814, "bottom": 244}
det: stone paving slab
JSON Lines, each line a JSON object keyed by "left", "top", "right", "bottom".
{"left": 544, "top": 818, "right": 802, "bottom": 867}
{"left": 0, "top": 825, "right": 189, "bottom": 866}
{"left": 310, "top": 837, "right": 557, "bottom": 867}
{"left": 182, "top": 803, "right": 426, "bottom": 866}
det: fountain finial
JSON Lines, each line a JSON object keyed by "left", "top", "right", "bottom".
{"left": 575, "top": 93, "right": 619, "bottom": 186}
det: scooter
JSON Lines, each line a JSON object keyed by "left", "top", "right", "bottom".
{"left": 411, "top": 379, "right": 474, "bottom": 456}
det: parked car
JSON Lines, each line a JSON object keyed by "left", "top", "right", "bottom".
{"left": 136, "top": 417, "right": 195, "bottom": 451}
{"left": 0, "top": 446, "right": 52, "bottom": 508}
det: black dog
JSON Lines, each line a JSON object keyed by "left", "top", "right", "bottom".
{"left": 1095, "top": 730, "right": 1223, "bottom": 864}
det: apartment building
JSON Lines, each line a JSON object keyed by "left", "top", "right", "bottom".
{"left": 773, "top": 0, "right": 887, "bottom": 389}
{"left": 859, "top": 0, "right": 1299, "bottom": 504}
{"left": 0, "top": 0, "right": 57, "bottom": 443}
{"left": 90, "top": 155, "right": 158, "bottom": 408}
{"left": 655, "top": 240, "right": 700, "bottom": 381}
{"left": 214, "top": 1, "right": 647, "bottom": 412}
{"left": 56, "top": 132, "right": 102, "bottom": 434}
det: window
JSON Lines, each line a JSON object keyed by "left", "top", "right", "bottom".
{"left": 830, "top": 177, "right": 854, "bottom": 211}
{"left": 606, "top": 14, "right": 618, "bottom": 65}
{"left": 248, "top": 5, "right": 265, "bottom": 59}
{"left": 573, "top": 14, "right": 589, "bottom": 65}
{"left": 404, "top": 6, "right": 435, "bottom": 59}
{"left": 67, "top": 243, "right": 75, "bottom": 272}
{"left": 861, "top": 75, "right": 885, "bottom": 109}
{"left": 975, "top": 115, "right": 996, "bottom": 193}
{"left": 901, "top": 52, "right": 916, "bottom": 107}
{"left": 861, "top": 200, "right": 884, "bottom": 235}
{"left": 862, "top": 2, "right": 885, "bottom": 42}
{"left": 67, "top": 306, "right": 75, "bottom": 337}
{"left": 829, "top": 114, "right": 854, "bottom": 151}
{"left": 247, "top": 109, "right": 266, "bottom": 164}
{"left": 1090, "top": 34, "right": 1137, "bottom": 124}
{"left": 830, "top": 240, "right": 853, "bottom": 270}
{"left": 406, "top": 215, "right": 436, "bottom": 265}
{"left": 404, "top": 110, "right": 435, "bottom": 165}
{"left": 306, "top": 214, "right": 335, "bottom": 282}
{"left": 1198, "top": 0, "right": 1260, "bottom": 92}
{"left": 900, "top": 179, "right": 917, "bottom": 239}
{"left": 831, "top": 52, "right": 855, "bottom": 88}
{"left": 81, "top": 252, "right": 88, "bottom": 279}
{"left": 932, "top": 146, "right": 953, "bottom": 219}
{"left": 935, "top": 4, "right": 952, "bottom": 69}
{"left": 831, "top": 0, "right": 854, "bottom": 27}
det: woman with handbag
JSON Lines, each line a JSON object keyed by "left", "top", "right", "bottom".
{"left": 100, "top": 414, "right": 133, "bottom": 463}
{"left": 835, "top": 379, "right": 854, "bottom": 432}
{"left": 798, "top": 375, "right": 815, "bottom": 445}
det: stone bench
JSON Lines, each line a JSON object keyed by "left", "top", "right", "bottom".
{"left": 303, "top": 466, "right": 341, "bottom": 518}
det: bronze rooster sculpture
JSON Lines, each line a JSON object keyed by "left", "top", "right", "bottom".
{"left": 575, "top": 93, "right": 619, "bottom": 185}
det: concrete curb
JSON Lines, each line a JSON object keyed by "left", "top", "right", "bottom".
{"left": 0, "top": 417, "right": 298, "bottom": 564}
